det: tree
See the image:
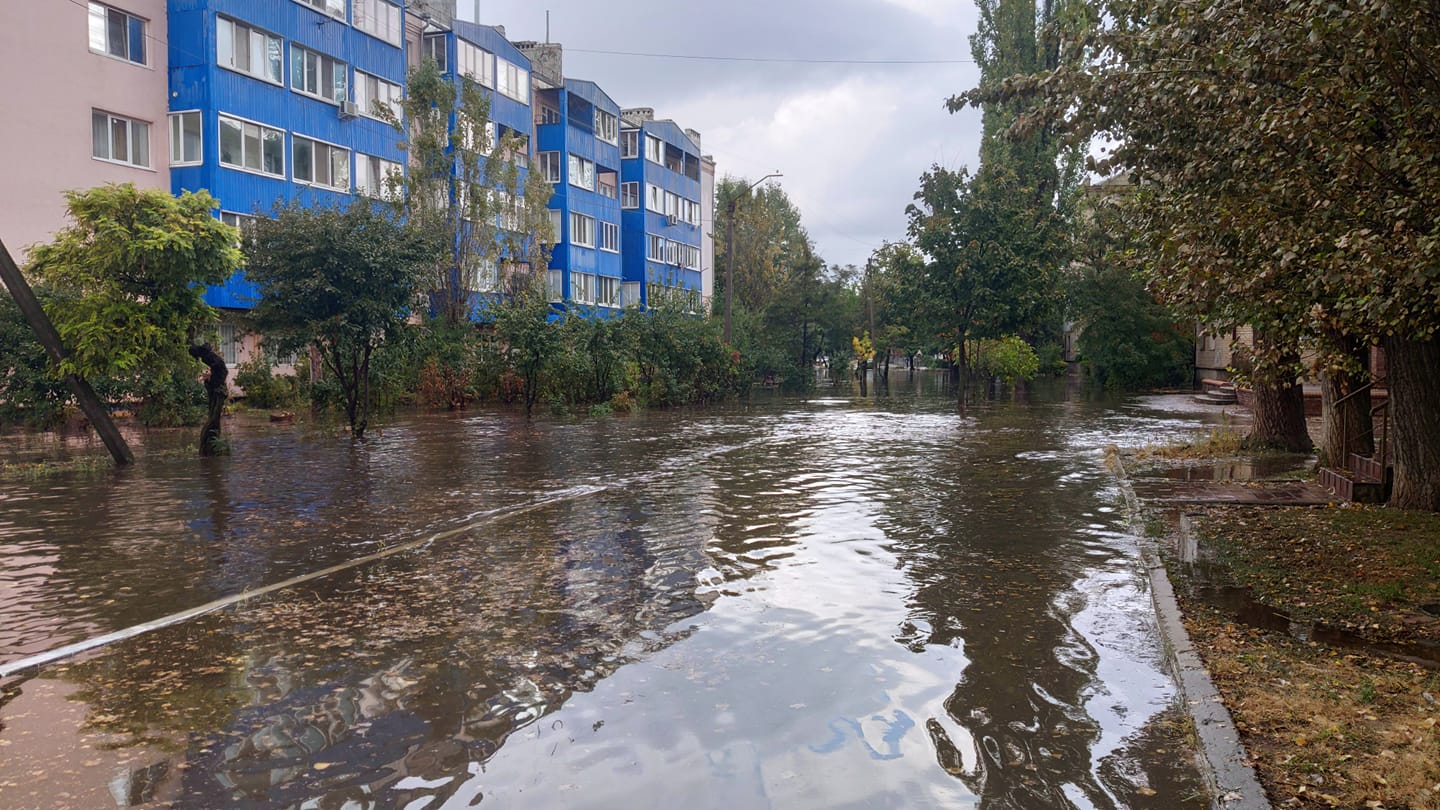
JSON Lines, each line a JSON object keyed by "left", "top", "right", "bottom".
{"left": 242, "top": 201, "right": 433, "bottom": 440}
{"left": 964, "top": 0, "right": 1440, "bottom": 498}
{"left": 397, "top": 58, "right": 546, "bottom": 326}
{"left": 25, "top": 184, "right": 240, "bottom": 455}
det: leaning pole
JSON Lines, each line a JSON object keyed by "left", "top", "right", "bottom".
{"left": 0, "top": 236, "right": 134, "bottom": 466}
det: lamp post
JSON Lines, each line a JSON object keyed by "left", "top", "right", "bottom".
{"left": 724, "top": 172, "right": 782, "bottom": 345}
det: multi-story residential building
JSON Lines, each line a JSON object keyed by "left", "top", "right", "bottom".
{"left": 167, "top": 0, "right": 410, "bottom": 364}
{"left": 522, "top": 43, "right": 624, "bottom": 313}
{"left": 1, "top": 0, "right": 172, "bottom": 259}
{"left": 619, "top": 109, "right": 706, "bottom": 312}
{"left": 2, "top": 4, "right": 714, "bottom": 335}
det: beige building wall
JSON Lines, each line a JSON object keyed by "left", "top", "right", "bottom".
{"left": 0, "top": 0, "right": 171, "bottom": 262}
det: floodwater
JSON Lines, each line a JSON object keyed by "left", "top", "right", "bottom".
{"left": 1, "top": 376, "right": 1227, "bottom": 809}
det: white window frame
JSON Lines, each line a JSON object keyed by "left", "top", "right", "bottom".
{"left": 294, "top": 0, "right": 345, "bottom": 20}
{"left": 355, "top": 70, "right": 402, "bottom": 121}
{"left": 594, "top": 110, "right": 618, "bottom": 145}
{"left": 620, "top": 129, "right": 639, "bottom": 159}
{"left": 646, "top": 184, "right": 663, "bottom": 214}
{"left": 456, "top": 40, "right": 494, "bottom": 87}
{"left": 353, "top": 0, "right": 402, "bottom": 46}
{"left": 292, "top": 134, "right": 350, "bottom": 190}
{"left": 647, "top": 233, "right": 665, "bottom": 262}
{"left": 597, "top": 276, "right": 619, "bottom": 308}
{"left": 644, "top": 135, "right": 663, "bottom": 164}
{"left": 600, "top": 221, "right": 619, "bottom": 253}
{"left": 572, "top": 272, "right": 595, "bottom": 305}
{"left": 621, "top": 181, "right": 639, "bottom": 209}
{"left": 218, "top": 114, "right": 285, "bottom": 177}
{"left": 88, "top": 2, "right": 147, "bottom": 66}
{"left": 355, "top": 153, "right": 401, "bottom": 199}
{"left": 290, "top": 44, "right": 348, "bottom": 105}
{"left": 217, "top": 17, "right": 282, "bottom": 85}
{"left": 570, "top": 212, "right": 595, "bottom": 248}
{"left": 548, "top": 209, "right": 563, "bottom": 244}
{"left": 169, "top": 110, "right": 202, "bottom": 166}
{"left": 91, "top": 109, "right": 150, "bottom": 168}
{"left": 538, "top": 151, "right": 561, "bottom": 184}
{"left": 496, "top": 57, "right": 529, "bottom": 104}
{"left": 567, "top": 154, "right": 595, "bottom": 191}
{"left": 548, "top": 268, "right": 563, "bottom": 302}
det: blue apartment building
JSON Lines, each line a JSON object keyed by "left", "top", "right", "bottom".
{"left": 619, "top": 111, "right": 705, "bottom": 311}
{"left": 153, "top": 4, "right": 707, "bottom": 344}
{"left": 533, "top": 78, "right": 624, "bottom": 313}
{"left": 168, "top": 0, "right": 409, "bottom": 315}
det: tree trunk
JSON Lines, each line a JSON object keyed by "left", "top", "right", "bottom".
{"left": 188, "top": 343, "right": 228, "bottom": 456}
{"left": 355, "top": 344, "right": 372, "bottom": 440}
{"left": 1382, "top": 335, "right": 1440, "bottom": 511}
{"left": 1317, "top": 331, "right": 1373, "bottom": 468}
{"left": 1245, "top": 333, "right": 1311, "bottom": 452}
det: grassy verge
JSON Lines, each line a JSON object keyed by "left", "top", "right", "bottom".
{"left": 1172, "top": 505, "right": 1440, "bottom": 808}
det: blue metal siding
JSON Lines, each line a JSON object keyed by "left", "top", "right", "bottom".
{"left": 171, "top": 0, "right": 409, "bottom": 309}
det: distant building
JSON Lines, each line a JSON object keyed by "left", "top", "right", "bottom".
{"left": 620, "top": 109, "right": 706, "bottom": 312}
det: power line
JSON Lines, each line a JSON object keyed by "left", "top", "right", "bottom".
{"left": 568, "top": 47, "right": 973, "bottom": 66}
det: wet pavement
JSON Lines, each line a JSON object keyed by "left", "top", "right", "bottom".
{"left": 1, "top": 377, "right": 1230, "bottom": 808}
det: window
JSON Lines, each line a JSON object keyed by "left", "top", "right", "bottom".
{"left": 647, "top": 234, "right": 665, "bottom": 262}
{"left": 594, "top": 110, "right": 618, "bottom": 144}
{"left": 217, "top": 323, "right": 240, "bottom": 366}
{"left": 597, "top": 276, "right": 619, "bottom": 308}
{"left": 423, "top": 34, "right": 447, "bottom": 72}
{"left": 457, "top": 113, "right": 494, "bottom": 153}
{"left": 621, "top": 182, "right": 639, "bottom": 209}
{"left": 646, "top": 184, "right": 663, "bottom": 213}
{"left": 291, "top": 45, "right": 348, "bottom": 104}
{"left": 600, "top": 221, "right": 619, "bottom": 253}
{"left": 354, "top": 0, "right": 401, "bottom": 45}
{"left": 494, "top": 190, "right": 523, "bottom": 232}
{"left": 88, "top": 3, "right": 146, "bottom": 65}
{"left": 496, "top": 57, "right": 528, "bottom": 103}
{"left": 169, "top": 111, "right": 201, "bottom": 166}
{"left": 683, "top": 244, "right": 701, "bottom": 270}
{"left": 355, "top": 153, "right": 401, "bottom": 198}
{"left": 505, "top": 133, "right": 530, "bottom": 169}
{"left": 567, "top": 154, "right": 594, "bottom": 191}
{"left": 295, "top": 0, "right": 345, "bottom": 19}
{"left": 473, "top": 259, "right": 500, "bottom": 292}
{"left": 572, "top": 272, "right": 594, "bottom": 304}
{"left": 217, "top": 17, "right": 282, "bottom": 84}
{"left": 456, "top": 40, "right": 494, "bottom": 87}
{"left": 621, "top": 130, "right": 639, "bottom": 159}
{"left": 538, "top": 152, "right": 561, "bottom": 183}
{"left": 293, "top": 136, "right": 349, "bottom": 190}
{"left": 570, "top": 212, "right": 595, "bottom": 248}
{"left": 665, "top": 240, "right": 678, "bottom": 266}
{"left": 644, "top": 135, "right": 663, "bottom": 163}
{"left": 355, "top": 71, "right": 402, "bottom": 121}
{"left": 219, "top": 212, "right": 257, "bottom": 243}
{"left": 219, "top": 115, "right": 284, "bottom": 176}
{"left": 547, "top": 268, "right": 563, "bottom": 302}
{"left": 665, "top": 191, "right": 679, "bottom": 219}
{"left": 548, "top": 209, "right": 563, "bottom": 243}
{"left": 91, "top": 110, "right": 149, "bottom": 168}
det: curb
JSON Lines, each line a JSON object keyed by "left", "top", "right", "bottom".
{"left": 1105, "top": 447, "right": 1271, "bottom": 810}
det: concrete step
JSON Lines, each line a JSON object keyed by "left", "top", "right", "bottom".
{"left": 1194, "top": 392, "right": 1238, "bottom": 405}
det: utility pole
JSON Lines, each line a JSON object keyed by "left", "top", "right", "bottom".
{"left": 0, "top": 237, "right": 134, "bottom": 465}
{"left": 723, "top": 172, "right": 781, "bottom": 345}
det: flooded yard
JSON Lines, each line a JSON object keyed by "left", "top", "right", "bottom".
{"left": 1, "top": 377, "right": 1228, "bottom": 808}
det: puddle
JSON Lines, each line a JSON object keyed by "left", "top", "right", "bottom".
{"left": 1175, "top": 514, "right": 1440, "bottom": 669}
{"left": 1143, "top": 456, "right": 1312, "bottom": 483}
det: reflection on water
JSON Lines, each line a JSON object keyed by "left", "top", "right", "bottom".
{"left": 1, "top": 378, "right": 1221, "bottom": 808}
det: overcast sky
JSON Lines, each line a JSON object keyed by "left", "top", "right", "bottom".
{"left": 458, "top": 0, "right": 985, "bottom": 269}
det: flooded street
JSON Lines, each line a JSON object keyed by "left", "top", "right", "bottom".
{"left": 1, "top": 377, "right": 1227, "bottom": 808}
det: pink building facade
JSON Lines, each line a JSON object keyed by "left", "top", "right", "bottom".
{"left": 0, "top": 0, "right": 172, "bottom": 262}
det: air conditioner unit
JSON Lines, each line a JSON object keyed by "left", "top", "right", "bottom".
{"left": 665, "top": 215, "right": 679, "bottom": 226}
{"left": 339, "top": 101, "right": 360, "bottom": 119}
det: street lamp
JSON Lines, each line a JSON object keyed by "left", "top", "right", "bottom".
{"left": 724, "top": 171, "right": 782, "bottom": 345}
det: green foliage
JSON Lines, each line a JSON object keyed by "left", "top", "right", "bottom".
{"left": 492, "top": 271, "right": 559, "bottom": 416}
{"left": 618, "top": 305, "right": 747, "bottom": 407}
{"left": 132, "top": 370, "right": 206, "bottom": 427}
{"left": 26, "top": 184, "right": 241, "bottom": 381}
{"left": 973, "top": 335, "right": 1041, "bottom": 382}
{"left": 0, "top": 293, "right": 70, "bottom": 429}
{"left": 242, "top": 200, "right": 433, "bottom": 438}
{"left": 233, "top": 356, "right": 302, "bottom": 409}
